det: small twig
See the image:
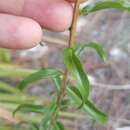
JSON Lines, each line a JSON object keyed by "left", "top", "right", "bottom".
{"left": 91, "top": 82, "right": 130, "bottom": 90}
{"left": 43, "top": 36, "right": 67, "bottom": 46}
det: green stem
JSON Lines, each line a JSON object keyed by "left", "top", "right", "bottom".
{"left": 0, "top": 81, "right": 22, "bottom": 94}
{"left": 0, "top": 64, "right": 35, "bottom": 78}
{"left": 0, "top": 94, "right": 36, "bottom": 104}
{"left": 0, "top": 103, "right": 86, "bottom": 123}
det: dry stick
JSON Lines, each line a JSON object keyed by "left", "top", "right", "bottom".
{"left": 49, "top": 0, "right": 80, "bottom": 129}
{"left": 43, "top": 36, "right": 67, "bottom": 46}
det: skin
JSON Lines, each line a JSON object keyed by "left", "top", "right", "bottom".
{"left": 0, "top": 0, "right": 86, "bottom": 49}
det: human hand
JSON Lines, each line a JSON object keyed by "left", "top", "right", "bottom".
{"left": 0, "top": 0, "right": 86, "bottom": 49}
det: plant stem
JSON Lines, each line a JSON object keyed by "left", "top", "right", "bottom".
{"left": 69, "top": 0, "right": 81, "bottom": 48}
{"left": 0, "top": 94, "right": 40, "bottom": 104}
{"left": 49, "top": 0, "right": 80, "bottom": 129}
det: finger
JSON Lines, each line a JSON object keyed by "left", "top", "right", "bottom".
{"left": 0, "top": 14, "right": 42, "bottom": 49}
{"left": 0, "top": 0, "right": 73, "bottom": 31}
{"left": 66, "top": 0, "right": 86, "bottom": 3}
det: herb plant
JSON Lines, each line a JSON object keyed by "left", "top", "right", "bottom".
{"left": 11, "top": 0, "right": 130, "bottom": 130}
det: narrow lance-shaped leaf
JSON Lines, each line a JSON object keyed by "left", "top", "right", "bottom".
{"left": 0, "top": 81, "right": 22, "bottom": 94}
{"left": 60, "top": 99, "right": 70, "bottom": 110}
{"left": 53, "top": 121, "right": 65, "bottom": 130}
{"left": 67, "top": 86, "right": 108, "bottom": 123}
{"left": 13, "top": 104, "right": 46, "bottom": 116}
{"left": 64, "top": 48, "right": 90, "bottom": 102}
{"left": 54, "top": 77, "right": 107, "bottom": 123}
{"left": 67, "top": 86, "right": 83, "bottom": 106}
{"left": 40, "top": 103, "right": 56, "bottom": 130}
{"left": 18, "top": 68, "right": 62, "bottom": 91}
{"left": 80, "top": 0, "right": 130, "bottom": 16}
{"left": 84, "top": 100, "right": 108, "bottom": 123}
{"left": 75, "top": 42, "right": 106, "bottom": 60}
{"left": 53, "top": 76, "right": 62, "bottom": 92}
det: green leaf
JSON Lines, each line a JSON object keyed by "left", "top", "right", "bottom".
{"left": 67, "top": 86, "right": 83, "bottom": 107}
{"left": 84, "top": 100, "right": 108, "bottom": 123}
{"left": 18, "top": 68, "right": 62, "bottom": 91}
{"left": 40, "top": 103, "right": 56, "bottom": 130}
{"left": 68, "top": 88, "right": 107, "bottom": 123}
{"left": 67, "top": 86, "right": 108, "bottom": 123}
{"left": 13, "top": 104, "right": 46, "bottom": 116}
{"left": 53, "top": 121, "right": 65, "bottom": 130}
{"left": 28, "top": 122, "right": 39, "bottom": 130}
{"left": 53, "top": 77, "right": 62, "bottom": 92}
{"left": 60, "top": 99, "right": 70, "bottom": 111}
{"left": 75, "top": 42, "right": 106, "bottom": 60}
{"left": 56, "top": 122, "right": 65, "bottom": 130}
{"left": 0, "top": 81, "right": 21, "bottom": 94}
{"left": 64, "top": 48, "right": 90, "bottom": 102}
{"left": 52, "top": 77, "right": 108, "bottom": 123}
{"left": 80, "top": 0, "right": 130, "bottom": 16}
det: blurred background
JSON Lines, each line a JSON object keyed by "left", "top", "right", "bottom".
{"left": 0, "top": 0, "right": 130, "bottom": 130}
